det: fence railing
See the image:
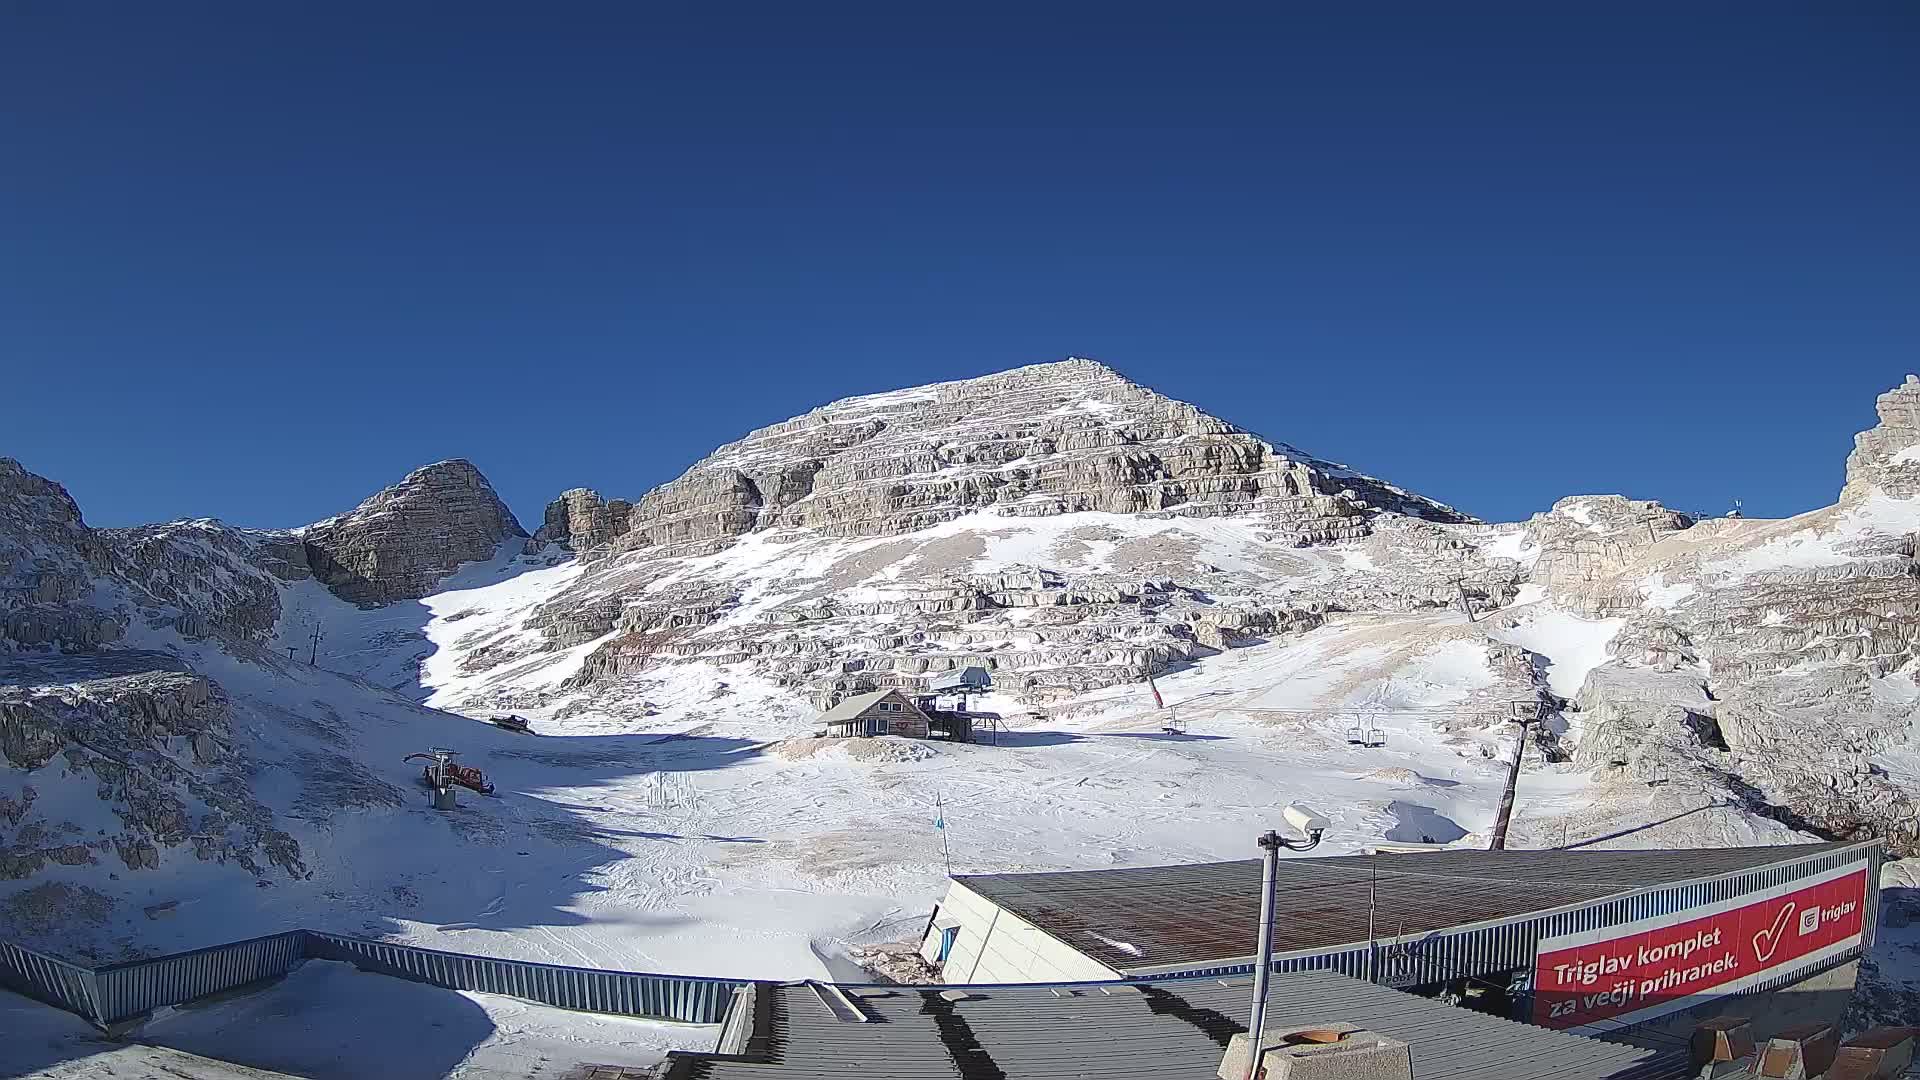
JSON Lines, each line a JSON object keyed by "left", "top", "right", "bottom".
{"left": 0, "top": 937, "right": 100, "bottom": 1020}
{"left": 92, "top": 930, "right": 307, "bottom": 1025}
{"left": 0, "top": 928, "right": 746, "bottom": 1029}
{"left": 303, "top": 931, "right": 744, "bottom": 1024}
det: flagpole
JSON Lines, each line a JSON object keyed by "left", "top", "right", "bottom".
{"left": 936, "top": 791, "right": 951, "bottom": 876}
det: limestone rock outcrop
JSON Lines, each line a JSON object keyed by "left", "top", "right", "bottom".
{"left": 449, "top": 360, "right": 1474, "bottom": 716}
{"left": 530, "top": 488, "right": 632, "bottom": 555}
{"left": 107, "top": 522, "right": 292, "bottom": 642}
{"left": 1526, "top": 495, "right": 1695, "bottom": 616}
{"left": 0, "top": 667, "right": 304, "bottom": 883}
{"left": 302, "top": 459, "right": 526, "bottom": 605}
{"left": 1544, "top": 377, "right": 1920, "bottom": 854}
{"left": 0, "top": 457, "right": 125, "bottom": 650}
{"left": 1844, "top": 373, "right": 1920, "bottom": 500}
{"left": 595, "top": 359, "right": 1468, "bottom": 560}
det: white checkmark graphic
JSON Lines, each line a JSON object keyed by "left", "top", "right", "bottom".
{"left": 1752, "top": 902, "right": 1796, "bottom": 963}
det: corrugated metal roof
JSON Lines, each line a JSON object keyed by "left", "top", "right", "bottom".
{"left": 955, "top": 842, "right": 1851, "bottom": 972}
{"left": 664, "top": 970, "right": 1690, "bottom": 1080}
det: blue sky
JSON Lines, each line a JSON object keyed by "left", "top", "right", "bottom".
{"left": 4, "top": 3, "right": 1915, "bottom": 528}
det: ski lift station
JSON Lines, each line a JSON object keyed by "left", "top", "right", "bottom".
{"left": 918, "top": 840, "right": 1882, "bottom": 1043}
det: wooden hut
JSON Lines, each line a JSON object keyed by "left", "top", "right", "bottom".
{"left": 818, "top": 689, "right": 931, "bottom": 739}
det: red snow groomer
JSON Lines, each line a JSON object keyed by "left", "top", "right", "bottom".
{"left": 406, "top": 749, "right": 495, "bottom": 796}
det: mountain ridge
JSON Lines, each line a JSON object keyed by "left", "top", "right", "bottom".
{"left": 1, "top": 364, "right": 1916, "bottom": 996}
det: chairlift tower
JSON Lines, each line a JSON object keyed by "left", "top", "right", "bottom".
{"left": 1488, "top": 701, "right": 1542, "bottom": 851}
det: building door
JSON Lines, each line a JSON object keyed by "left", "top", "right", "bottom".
{"left": 938, "top": 926, "right": 959, "bottom": 962}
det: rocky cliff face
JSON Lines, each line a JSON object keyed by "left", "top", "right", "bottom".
{"left": 438, "top": 360, "right": 1478, "bottom": 716}
{"left": 0, "top": 458, "right": 125, "bottom": 651}
{"left": 0, "top": 664, "right": 303, "bottom": 885}
{"left": 531, "top": 487, "right": 632, "bottom": 554}
{"left": 0, "top": 461, "right": 316, "bottom": 939}
{"left": 601, "top": 358, "right": 1466, "bottom": 559}
{"left": 1844, "top": 374, "right": 1920, "bottom": 500}
{"left": 301, "top": 459, "right": 526, "bottom": 606}
{"left": 420, "top": 365, "right": 1920, "bottom": 861}
{"left": 1536, "top": 379, "right": 1920, "bottom": 854}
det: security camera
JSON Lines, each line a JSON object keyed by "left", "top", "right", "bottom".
{"left": 1258, "top": 804, "right": 1331, "bottom": 853}
{"left": 1283, "top": 803, "right": 1330, "bottom": 837}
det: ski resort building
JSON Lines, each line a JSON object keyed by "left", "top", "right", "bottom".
{"left": 817, "top": 689, "right": 932, "bottom": 739}
{"left": 816, "top": 685, "right": 991, "bottom": 742}
{"left": 919, "top": 841, "right": 1882, "bottom": 1040}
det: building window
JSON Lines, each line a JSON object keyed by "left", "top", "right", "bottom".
{"left": 939, "top": 926, "right": 960, "bottom": 962}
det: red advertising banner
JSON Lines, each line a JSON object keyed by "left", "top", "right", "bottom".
{"left": 1533, "top": 866, "right": 1868, "bottom": 1031}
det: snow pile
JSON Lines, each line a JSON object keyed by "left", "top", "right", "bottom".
{"left": 774, "top": 735, "right": 941, "bottom": 764}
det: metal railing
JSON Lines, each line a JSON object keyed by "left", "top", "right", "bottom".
{"left": 303, "top": 931, "right": 744, "bottom": 1024}
{"left": 0, "top": 937, "right": 100, "bottom": 1020}
{"left": 0, "top": 928, "right": 746, "bottom": 1029}
{"left": 92, "top": 931, "right": 307, "bottom": 1025}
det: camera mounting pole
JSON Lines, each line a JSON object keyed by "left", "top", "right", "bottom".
{"left": 1244, "top": 809, "right": 1328, "bottom": 1080}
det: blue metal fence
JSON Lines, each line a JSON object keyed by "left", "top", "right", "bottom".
{"left": 0, "top": 937, "right": 99, "bottom": 1021}
{"left": 92, "top": 930, "right": 307, "bottom": 1024}
{"left": 303, "top": 931, "right": 745, "bottom": 1024}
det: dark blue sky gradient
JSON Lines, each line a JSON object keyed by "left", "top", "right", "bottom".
{"left": 4, "top": 3, "right": 1916, "bottom": 527}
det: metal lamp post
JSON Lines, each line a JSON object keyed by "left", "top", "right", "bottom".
{"left": 1245, "top": 808, "right": 1327, "bottom": 1080}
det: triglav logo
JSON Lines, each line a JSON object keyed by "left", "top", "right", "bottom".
{"left": 1751, "top": 904, "right": 1795, "bottom": 964}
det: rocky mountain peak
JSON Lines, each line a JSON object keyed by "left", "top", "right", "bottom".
{"left": 1, "top": 457, "right": 107, "bottom": 588}
{"left": 301, "top": 459, "right": 526, "bottom": 606}
{"left": 1843, "top": 374, "right": 1920, "bottom": 500}
{"left": 568, "top": 358, "right": 1465, "bottom": 562}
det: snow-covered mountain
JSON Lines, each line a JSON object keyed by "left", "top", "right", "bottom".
{"left": 2, "top": 359, "right": 1915, "bottom": 992}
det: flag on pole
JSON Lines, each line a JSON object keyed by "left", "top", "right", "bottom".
{"left": 935, "top": 790, "right": 952, "bottom": 876}
{"left": 1147, "top": 672, "right": 1165, "bottom": 710}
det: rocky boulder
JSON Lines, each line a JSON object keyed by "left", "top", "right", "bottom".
{"left": 302, "top": 459, "right": 526, "bottom": 606}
